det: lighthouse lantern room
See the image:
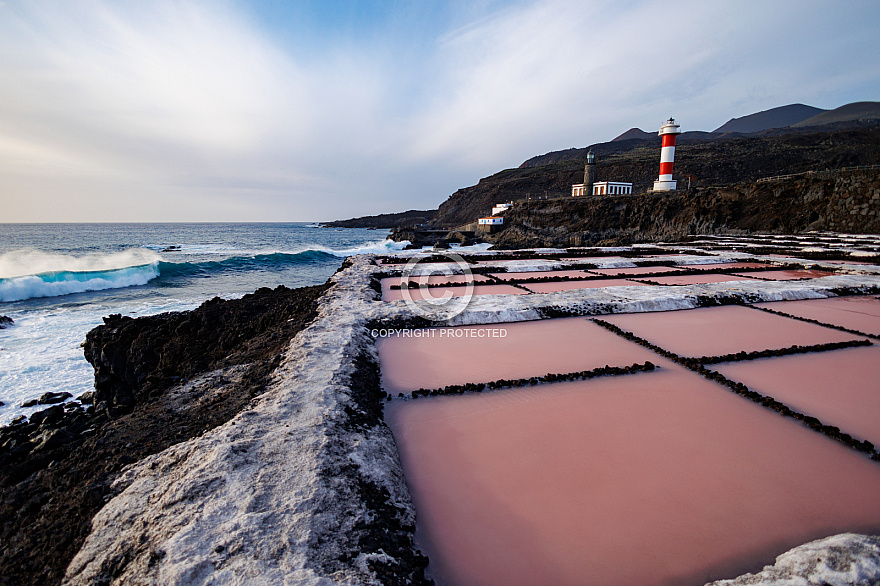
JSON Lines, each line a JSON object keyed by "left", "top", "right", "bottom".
{"left": 653, "top": 117, "right": 681, "bottom": 191}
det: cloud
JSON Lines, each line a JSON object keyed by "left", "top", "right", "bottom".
{"left": 0, "top": 1, "right": 397, "bottom": 220}
{"left": 0, "top": 0, "right": 878, "bottom": 221}
{"left": 405, "top": 0, "right": 880, "bottom": 168}
{"left": 1, "top": 2, "right": 307, "bottom": 167}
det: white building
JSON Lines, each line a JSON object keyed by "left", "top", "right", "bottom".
{"left": 491, "top": 203, "right": 513, "bottom": 215}
{"left": 478, "top": 216, "right": 504, "bottom": 225}
{"left": 572, "top": 181, "right": 633, "bottom": 196}
{"left": 592, "top": 181, "right": 632, "bottom": 195}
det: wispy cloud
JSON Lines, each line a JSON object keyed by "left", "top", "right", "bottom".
{"left": 0, "top": 0, "right": 878, "bottom": 221}
{"left": 0, "top": 0, "right": 395, "bottom": 219}
{"left": 405, "top": 0, "right": 880, "bottom": 168}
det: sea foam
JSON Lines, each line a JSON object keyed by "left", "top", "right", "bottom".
{"left": 0, "top": 264, "right": 161, "bottom": 302}
{"left": 0, "top": 248, "right": 161, "bottom": 279}
{"left": 315, "top": 238, "right": 409, "bottom": 257}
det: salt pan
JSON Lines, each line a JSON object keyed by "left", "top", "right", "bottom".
{"left": 386, "top": 365, "right": 880, "bottom": 586}
{"left": 601, "top": 305, "right": 862, "bottom": 357}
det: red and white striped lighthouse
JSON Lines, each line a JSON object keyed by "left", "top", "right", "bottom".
{"left": 653, "top": 117, "right": 681, "bottom": 191}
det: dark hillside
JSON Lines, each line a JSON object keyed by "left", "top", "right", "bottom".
{"left": 612, "top": 128, "right": 654, "bottom": 141}
{"left": 713, "top": 104, "right": 825, "bottom": 133}
{"left": 336, "top": 101, "right": 879, "bottom": 233}
{"left": 432, "top": 126, "right": 880, "bottom": 227}
{"left": 519, "top": 136, "right": 659, "bottom": 168}
{"left": 321, "top": 209, "right": 435, "bottom": 229}
{"left": 520, "top": 102, "right": 877, "bottom": 170}
{"left": 794, "top": 101, "right": 880, "bottom": 127}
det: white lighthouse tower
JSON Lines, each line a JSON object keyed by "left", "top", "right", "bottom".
{"left": 653, "top": 117, "right": 682, "bottom": 191}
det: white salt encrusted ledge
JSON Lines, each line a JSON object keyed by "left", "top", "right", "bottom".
{"left": 65, "top": 256, "right": 411, "bottom": 585}
{"left": 705, "top": 533, "right": 880, "bottom": 586}
{"left": 66, "top": 248, "right": 880, "bottom": 585}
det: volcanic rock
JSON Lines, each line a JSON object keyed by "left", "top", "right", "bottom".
{"left": 83, "top": 284, "right": 328, "bottom": 417}
{"left": 486, "top": 168, "right": 880, "bottom": 249}
{"left": 29, "top": 405, "right": 64, "bottom": 427}
{"left": 37, "top": 392, "right": 72, "bottom": 405}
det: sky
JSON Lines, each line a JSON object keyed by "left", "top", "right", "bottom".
{"left": 1, "top": 0, "right": 878, "bottom": 222}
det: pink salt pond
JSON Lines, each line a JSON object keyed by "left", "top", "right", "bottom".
{"left": 688, "top": 262, "right": 769, "bottom": 270}
{"left": 382, "top": 282, "right": 525, "bottom": 302}
{"left": 376, "top": 317, "right": 660, "bottom": 394}
{"left": 385, "top": 366, "right": 880, "bottom": 586}
{"left": 756, "top": 295, "right": 880, "bottom": 336}
{"left": 631, "top": 273, "right": 759, "bottom": 286}
{"left": 711, "top": 344, "right": 880, "bottom": 446}
{"left": 487, "top": 270, "right": 591, "bottom": 281}
{"left": 731, "top": 269, "right": 835, "bottom": 280}
{"left": 591, "top": 266, "right": 685, "bottom": 276}
{"left": 473, "top": 258, "right": 548, "bottom": 264}
{"left": 635, "top": 252, "right": 686, "bottom": 257}
{"left": 601, "top": 305, "right": 862, "bottom": 357}
{"left": 521, "top": 279, "right": 649, "bottom": 293}
{"left": 380, "top": 274, "right": 492, "bottom": 301}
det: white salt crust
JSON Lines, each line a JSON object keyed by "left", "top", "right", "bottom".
{"left": 706, "top": 533, "right": 880, "bottom": 586}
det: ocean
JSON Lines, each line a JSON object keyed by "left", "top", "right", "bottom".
{"left": 0, "top": 223, "right": 404, "bottom": 425}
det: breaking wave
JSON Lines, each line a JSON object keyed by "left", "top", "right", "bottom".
{"left": 0, "top": 239, "right": 407, "bottom": 302}
{"left": 0, "top": 263, "right": 161, "bottom": 302}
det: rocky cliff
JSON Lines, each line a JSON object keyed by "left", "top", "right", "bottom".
{"left": 487, "top": 168, "right": 880, "bottom": 249}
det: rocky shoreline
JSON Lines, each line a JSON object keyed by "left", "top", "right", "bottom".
{"left": 0, "top": 284, "right": 328, "bottom": 586}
